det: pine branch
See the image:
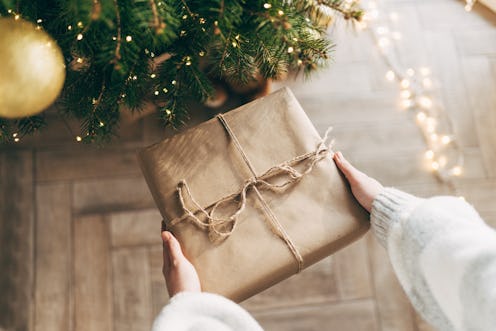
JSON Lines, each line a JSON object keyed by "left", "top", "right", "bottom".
{"left": 0, "top": 0, "right": 363, "bottom": 144}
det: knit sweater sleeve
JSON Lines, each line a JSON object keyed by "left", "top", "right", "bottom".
{"left": 371, "top": 188, "right": 496, "bottom": 331}
{"left": 151, "top": 292, "right": 263, "bottom": 331}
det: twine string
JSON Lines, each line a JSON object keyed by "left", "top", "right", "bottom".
{"left": 169, "top": 113, "right": 334, "bottom": 273}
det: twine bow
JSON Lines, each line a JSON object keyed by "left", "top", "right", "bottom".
{"left": 168, "top": 113, "right": 334, "bottom": 272}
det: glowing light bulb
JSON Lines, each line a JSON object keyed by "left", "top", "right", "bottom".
{"left": 431, "top": 161, "right": 439, "bottom": 170}
{"left": 263, "top": 3, "right": 272, "bottom": 9}
{"left": 287, "top": 46, "right": 294, "bottom": 53}
{"left": 420, "top": 67, "right": 431, "bottom": 76}
{"left": 441, "top": 135, "right": 451, "bottom": 144}
{"left": 77, "top": 33, "right": 83, "bottom": 40}
{"left": 400, "top": 90, "right": 412, "bottom": 99}
{"left": 401, "top": 99, "right": 414, "bottom": 109}
{"left": 426, "top": 118, "right": 437, "bottom": 133}
{"left": 126, "top": 35, "right": 132, "bottom": 42}
{"left": 385, "top": 70, "right": 395, "bottom": 81}
{"left": 400, "top": 79, "right": 410, "bottom": 88}
{"left": 423, "top": 78, "right": 433, "bottom": 88}
{"left": 76, "top": 136, "right": 82, "bottom": 142}
{"left": 150, "top": 74, "right": 156, "bottom": 78}
{"left": 425, "top": 150, "right": 434, "bottom": 159}
{"left": 416, "top": 112, "right": 427, "bottom": 122}
{"left": 452, "top": 166, "right": 463, "bottom": 176}
{"left": 419, "top": 96, "right": 433, "bottom": 109}
{"left": 430, "top": 133, "right": 438, "bottom": 142}
{"left": 154, "top": 91, "right": 159, "bottom": 95}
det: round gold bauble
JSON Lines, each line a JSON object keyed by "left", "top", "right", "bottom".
{"left": 0, "top": 17, "right": 66, "bottom": 119}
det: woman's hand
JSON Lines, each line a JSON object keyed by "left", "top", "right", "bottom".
{"left": 161, "top": 230, "right": 201, "bottom": 297}
{"left": 333, "top": 151, "right": 383, "bottom": 213}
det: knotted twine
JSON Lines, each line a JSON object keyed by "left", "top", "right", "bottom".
{"left": 169, "top": 113, "right": 334, "bottom": 273}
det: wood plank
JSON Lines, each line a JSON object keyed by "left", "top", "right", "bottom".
{"left": 253, "top": 299, "right": 378, "bottom": 331}
{"left": 15, "top": 110, "right": 143, "bottom": 148}
{"left": 110, "top": 209, "right": 162, "bottom": 247}
{"left": 424, "top": 32, "right": 479, "bottom": 148}
{"left": 74, "top": 215, "right": 112, "bottom": 331}
{"left": 367, "top": 235, "right": 417, "bottom": 331}
{"left": 292, "top": 91, "right": 408, "bottom": 128}
{"left": 36, "top": 148, "right": 141, "bottom": 182}
{"left": 277, "top": 62, "right": 372, "bottom": 97}
{"left": 386, "top": 3, "right": 428, "bottom": 66}
{"left": 350, "top": 152, "right": 438, "bottom": 187}
{"left": 457, "top": 178, "right": 496, "bottom": 215}
{"left": 148, "top": 246, "right": 170, "bottom": 318}
{"left": 112, "top": 247, "right": 152, "bottom": 331}
{"left": 461, "top": 57, "right": 496, "bottom": 177}
{"left": 456, "top": 29, "right": 496, "bottom": 56}
{"left": 0, "top": 151, "right": 34, "bottom": 331}
{"left": 331, "top": 120, "right": 424, "bottom": 158}
{"left": 415, "top": 310, "right": 438, "bottom": 331}
{"left": 334, "top": 235, "right": 373, "bottom": 300}
{"left": 480, "top": 0, "right": 496, "bottom": 13}
{"left": 34, "top": 183, "right": 72, "bottom": 331}
{"left": 73, "top": 176, "right": 155, "bottom": 214}
{"left": 417, "top": 1, "right": 493, "bottom": 30}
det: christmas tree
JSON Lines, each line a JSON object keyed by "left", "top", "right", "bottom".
{"left": 0, "top": 0, "right": 362, "bottom": 144}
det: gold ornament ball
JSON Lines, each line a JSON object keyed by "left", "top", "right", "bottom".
{"left": 0, "top": 17, "right": 66, "bottom": 119}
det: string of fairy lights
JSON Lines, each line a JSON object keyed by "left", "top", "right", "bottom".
{"left": 355, "top": 0, "right": 478, "bottom": 193}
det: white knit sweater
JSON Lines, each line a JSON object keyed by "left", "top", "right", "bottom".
{"left": 371, "top": 188, "right": 496, "bottom": 331}
{"left": 152, "top": 188, "right": 496, "bottom": 331}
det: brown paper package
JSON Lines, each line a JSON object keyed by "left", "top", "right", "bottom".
{"left": 138, "top": 87, "right": 369, "bottom": 303}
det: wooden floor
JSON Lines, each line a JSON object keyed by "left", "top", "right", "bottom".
{"left": 1, "top": 1, "right": 495, "bottom": 330}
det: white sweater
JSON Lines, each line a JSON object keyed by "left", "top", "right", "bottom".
{"left": 152, "top": 188, "right": 496, "bottom": 331}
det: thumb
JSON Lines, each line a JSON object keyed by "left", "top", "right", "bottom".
{"left": 162, "top": 231, "right": 185, "bottom": 264}
{"left": 162, "top": 231, "right": 172, "bottom": 274}
{"left": 333, "top": 151, "right": 362, "bottom": 183}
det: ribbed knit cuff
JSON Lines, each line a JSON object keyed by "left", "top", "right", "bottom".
{"left": 371, "top": 188, "right": 423, "bottom": 247}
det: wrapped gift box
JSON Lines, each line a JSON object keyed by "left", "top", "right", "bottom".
{"left": 138, "top": 87, "right": 369, "bottom": 302}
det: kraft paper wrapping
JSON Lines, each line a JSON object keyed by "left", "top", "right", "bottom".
{"left": 138, "top": 87, "right": 369, "bottom": 303}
